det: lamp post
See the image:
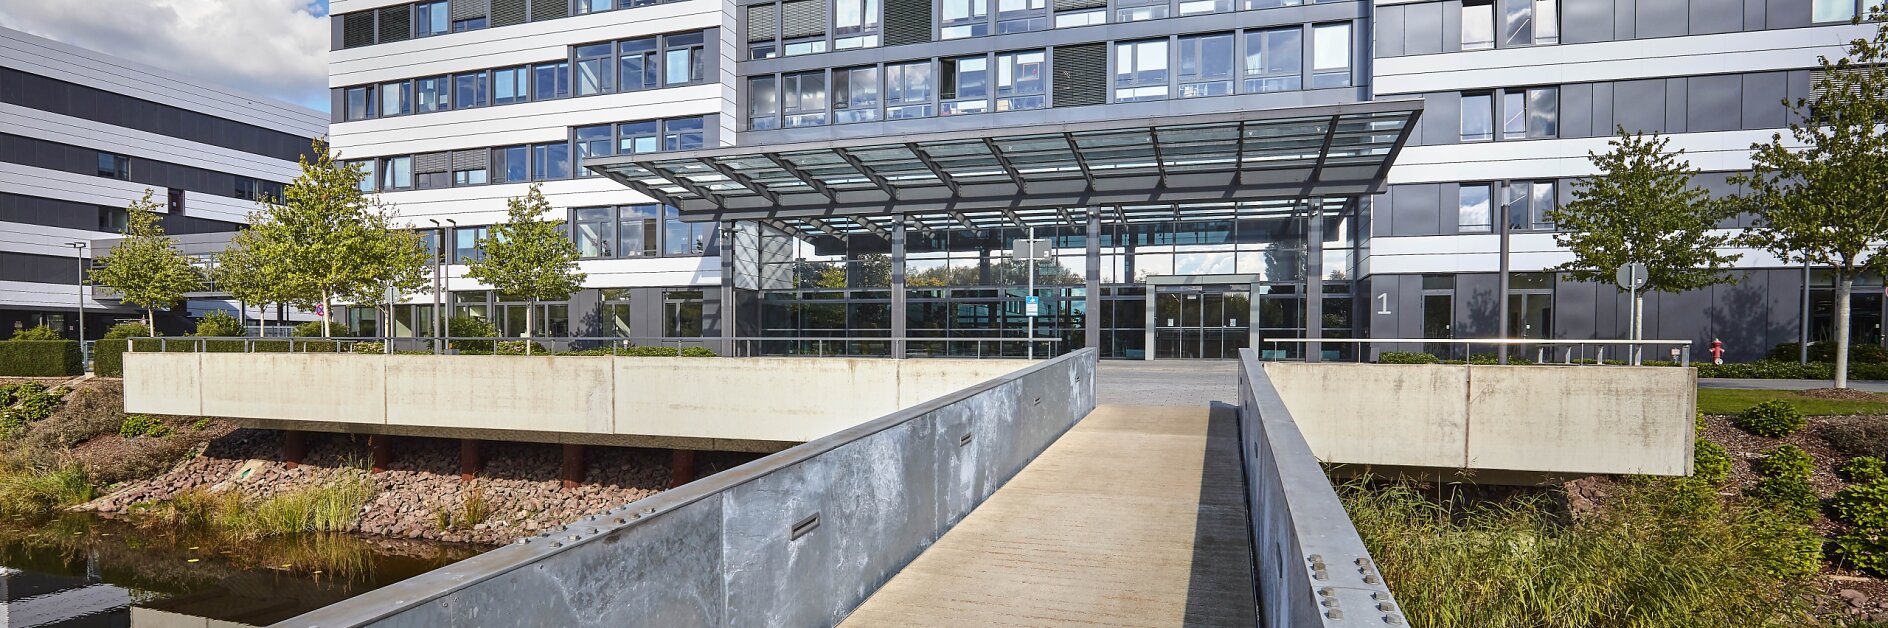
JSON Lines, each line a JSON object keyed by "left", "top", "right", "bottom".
{"left": 444, "top": 218, "right": 457, "bottom": 352}
{"left": 64, "top": 242, "right": 87, "bottom": 355}
{"left": 429, "top": 219, "right": 443, "bottom": 354}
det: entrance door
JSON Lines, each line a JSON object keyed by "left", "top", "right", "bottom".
{"left": 1155, "top": 287, "right": 1252, "bottom": 359}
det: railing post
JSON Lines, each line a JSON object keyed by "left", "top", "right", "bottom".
{"left": 1681, "top": 344, "right": 1691, "bottom": 367}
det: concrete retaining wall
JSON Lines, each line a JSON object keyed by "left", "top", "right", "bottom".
{"left": 123, "top": 354, "right": 1031, "bottom": 452}
{"left": 1262, "top": 362, "right": 1695, "bottom": 476}
{"left": 1239, "top": 350, "right": 1402, "bottom": 628}
{"left": 273, "top": 348, "right": 1098, "bottom": 628}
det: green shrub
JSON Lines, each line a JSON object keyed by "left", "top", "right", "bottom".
{"left": 103, "top": 322, "right": 150, "bottom": 339}
{"left": 1695, "top": 439, "right": 1733, "bottom": 484}
{"left": 494, "top": 340, "right": 548, "bottom": 355}
{"left": 0, "top": 340, "right": 81, "bottom": 376}
{"left": 1465, "top": 353, "right": 1534, "bottom": 365}
{"left": 91, "top": 323, "right": 152, "bottom": 377}
{"left": 1829, "top": 529, "right": 1888, "bottom": 576}
{"left": 192, "top": 311, "right": 246, "bottom": 337}
{"left": 1735, "top": 400, "right": 1806, "bottom": 437}
{"left": 292, "top": 321, "right": 360, "bottom": 338}
{"left": 117, "top": 414, "right": 171, "bottom": 438}
{"left": 8, "top": 325, "right": 63, "bottom": 341}
{"left": 1378, "top": 351, "right": 1440, "bottom": 364}
{"left": 1769, "top": 341, "right": 1888, "bottom": 364}
{"left": 1842, "top": 457, "right": 1888, "bottom": 483}
{"left": 1754, "top": 444, "right": 1815, "bottom": 480}
{"left": 557, "top": 348, "right": 616, "bottom": 356}
{"left": 1832, "top": 479, "right": 1888, "bottom": 527}
{"left": 351, "top": 341, "right": 385, "bottom": 354}
{"left": 681, "top": 346, "right": 716, "bottom": 357}
{"left": 191, "top": 417, "right": 211, "bottom": 431}
{"left": 446, "top": 316, "right": 497, "bottom": 352}
{"left": 1744, "top": 476, "right": 1821, "bottom": 523}
{"left": 1744, "top": 513, "right": 1825, "bottom": 580}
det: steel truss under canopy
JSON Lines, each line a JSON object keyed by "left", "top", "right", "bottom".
{"left": 585, "top": 101, "right": 1421, "bottom": 223}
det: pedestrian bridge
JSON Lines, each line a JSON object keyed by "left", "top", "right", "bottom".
{"left": 135, "top": 347, "right": 1689, "bottom": 627}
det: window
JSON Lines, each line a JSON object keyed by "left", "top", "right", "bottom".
{"left": 531, "top": 142, "right": 571, "bottom": 180}
{"left": 453, "top": 226, "right": 489, "bottom": 263}
{"left": 1245, "top": 0, "right": 1300, "bottom": 10}
{"left": 886, "top": 62, "right": 935, "bottom": 119}
{"left": 1461, "top": 93, "right": 1494, "bottom": 141}
{"left": 416, "top": 1, "right": 450, "bottom": 37}
{"left": 750, "top": 76, "right": 781, "bottom": 130}
{"left": 664, "top": 117, "right": 705, "bottom": 151}
{"left": 665, "top": 290, "right": 705, "bottom": 337}
{"left": 352, "top": 160, "right": 377, "bottom": 192}
{"left": 1054, "top": 8, "right": 1105, "bottom": 27}
{"left": 1533, "top": 0, "right": 1559, "bottom": 44}
{"left": 578, "top": 0, "right": 613, "bottom": 13}
{"left": 664, "top": 206, "right": 715, "bottom": 255}
{"left": 1244, "top": 28, "right": 1302, "bottom": 92}
{"left": 615, "top": 38, "right": 657, "bottom": 93}
{"left": 344, "top": 86, "right": 374, "bottom": 121}
{"left": 783, "top": 71, "right": 830, "bottom": 127}
{"left": 620, "top": 120, "right": 660, "bottom": 154}
{"left": 576, "top": 43, "right": 615, "bottom": 96}
{"left": 1486, "top": 86, "right": 1557, "bottom": 140}
{"left": 1503, "top": 0, "right": 1533, "bottom": 46}
{"left": 1815, "top": 0, "right": 1858, "bottom": 22}
{"left": 1463, "top": 1, "right": 1495, "bottom": 50}
{"left": 834, "top": 0, "right": 881, "bottom": 48}
{"left": 1179, "top": 0, "right": 1231, "bottom": 14}
{"left": 1458, "top": 183, "right": 1493, "bottom": 233}
{"left": 1525, "top": 87, "right": 1559, "bottom": 138}
{"left": 494, "top": 146, "right": 529, "bottom": 183}
{"left": 996, "top": 0, "right": 1047, "bottom": 34}
{"left": 1114, "top": 39, "right": 1170, "bottom": 102}
{"left": 834, "top": 66, "right": 882, "bottom": 123}
{"left": 453, "top": 164, "right": 488, "bottom": 186}
{"left": 664, "top": 33, "right": 705, "bottom": 86}
{"left": 98, "top": 206, "right": 128, "bottom": 233}
{"left": 1502, "top": 91, "right": 1526, "bottom": 139}
{"left": 417, "top": 157, "right": 450, "bottom": 189}
{"left": 452, "top": 17, "right": 487, "bottom": 32}
{"left": 493, "top": 67, "right": 529, "bottom": 105}
{"left": 574, "top": 207, "right": 614, "bottom": 258}
{"left": 575, "top": 125, "right": 613, "bottom": 176}
{"left": 417, "top": 76, "right": 450, "bottom": 113}
{"left": 456, "top": 71, "right": 489, "bottom": 108}
{"left": 620, "top": 205, "right": 659, "bottom": 256}
{"left": 995, "top": 51, "right": 1046, "bottom": 111}
{"left": 784, "top": 37, "right": 829, "bottom": 56}
{"left": 1506, "top": 181, "right": 1556, "bottom": 231}
{"left": 1310, "top": 23, "right": 1351, "bottom": 89}
{"left": 941, "top": 0, "right": 990, "bottom": 39}
{"left": 1178, "top": 33, "right": 1234, "bottom": 98}
{"left": 380, "top": 80, "right": 412, "bottom": 117}
{"left": 381, "top": 156, "right": 413, "bottom": 190}
{"left": 1116, "top": 0, "right": 1169, "bottom": 22}
{"left": 96, "top": 152, "right": 129, "bottom": 180}
{"left": 941, "top": 56, "right": 990, "bottom": 115}
{"left": 534, "top": 62, "right": 570, "bottom": 100}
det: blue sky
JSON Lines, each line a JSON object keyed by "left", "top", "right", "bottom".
{"left": 0, "top": 0, "right": 333, "bottom": 111}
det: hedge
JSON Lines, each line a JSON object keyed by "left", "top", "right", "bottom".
{"left": 0, "top": 340, "right": 81, "bottom": 376}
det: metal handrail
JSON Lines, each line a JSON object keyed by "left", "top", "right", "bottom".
{"left": 124, "top": 335, "right": 1066, "bottom": 359}
{"left": 1256, "top": 337, "right": 1693, "bottom": 366}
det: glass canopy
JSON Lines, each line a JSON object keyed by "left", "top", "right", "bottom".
{"left": 585, "top": 100, "right": 1420, "bottom": 221}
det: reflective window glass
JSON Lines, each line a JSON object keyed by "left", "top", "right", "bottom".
{"left": 455, "top": 71, "right": 488, "bottom": 109}
{"left": 576, "top": 43, "right": 615, "bottom": 96}
{"left": 783, "top": 71, "right": 829, "bottom": 127}
{"left": 493, "top": 67, "right": 529, "bottom": 105}
{"left": 1461, "top": 93, "right": 1494, "bottom": 142}
{"left": 532, "top": 142, "right": 570, "bottom": 180}
{"left": 996, "top": 0, "right": 1047, "bottom": 34}
{"left": 942, "top": 56, "right": 990, "bottom": 115}
{"left": 941, "top": 0, "right": 990, "bottom": 39}
{"left": 1503, "top": 0, "right": 1534, "bottom": 46}
{"left": 834, "top": 66, "right": 882, "bottom": 123}
{"left": 1310, "top": 23, "right": 1351, "bottom": 88}
{"left": 1244, "top": 28, "right": 1302, "bottom": 92}
{"left": 1458, "top": 184, "right": 1492, "bottom": 233}
{"left": 664, "top": 117, "right": 705, "bottom": 151}
{"left": 494, "top": 146, "right": 528, "bottom": 183}
{"left": 664, "top": 33, "right": 705, "bottom": 85}
{"left": 416, "top": 76, "right": 450, "bottom": 112}
{"left": 1114, "top": 38, "right": 1170, "bottom": 102}
{"left": 1178, "top": 33, "right": 1234, "bottom": 98}
{"left": 620, "top": 38, "right": 659, "bottom": 91}
{"left": 380, "top": 80, "right": 411, "bottom": 116}
{"left": 1463, "top": 1, "right": 1495, "bottom": 50}
{"left": 619, "top": 120, "right": 660, "bottom": 154}
{"left": 534, "top": 62, "right": 570, "bottom": 100}
{"left": 886, "top": 62, "right": 935, "bottom": 119}
{"left": 750, "top": 75, "right": 781, "bottom": 130}
{"left": 995, "top": 50, "right": 1045, "bottom": 111}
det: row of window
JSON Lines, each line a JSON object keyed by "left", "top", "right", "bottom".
{"left": 744, "top": 0, "right": 1348, "bottom": 60}
{"left": 747, "top": 23, "right": 1352, "bottom": 129}
{"left": 1457, "top": 180, "right": 1557, "bottom": 233}
{"left": 0, "top": 68, "right": 315, "bottom": 164}
{"left": 92, "top": 149, "right": 286, "bottom": 201}
{"left": 1460, "top": 86, "right": 1558, "bottom": 142}
{"left": 571, "top": 204, "right": 719, "bottom": 259}
{"left": 348, "top": 116, "right": 708, "bottom": 191}
{"left": 341, "top": 32, "right": 706, "bottom": 122}
{"left": 338, "top": 0, "right": 686, "bottom": 50}
{"left": 1461, "top": 0, "right": 1559, "bottom": 50}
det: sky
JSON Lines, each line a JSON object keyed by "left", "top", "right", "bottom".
{"left": 0, "top": 0, "right": 333, "bottom": 112}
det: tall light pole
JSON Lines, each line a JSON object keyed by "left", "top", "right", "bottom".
{"left": 444, "top": 218, "right": 457, "bottom": 352}
{"left": 429, "top": 219, "right": 443, "bottom": 354}
{"left": 64, "top": 241, "right": 87, "bottom": 349}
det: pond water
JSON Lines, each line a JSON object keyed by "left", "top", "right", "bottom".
{"left": 0, "top": 514, "right": 486, "bottom": 627}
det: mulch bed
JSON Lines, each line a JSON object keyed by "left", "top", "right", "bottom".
{"left": 1800, "top": 388, "right": 1887, "bottom": 401}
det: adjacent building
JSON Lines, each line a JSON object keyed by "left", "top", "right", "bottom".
{"left": 325, "top": 0, "right": 1867, "bottom": 360}
{"left": 0, "top": 27, "right": 327, "bottom": 338}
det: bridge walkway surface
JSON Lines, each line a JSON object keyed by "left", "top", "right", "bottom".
{"left": 839, "top": 403, "right": 1256, "bottom": 627}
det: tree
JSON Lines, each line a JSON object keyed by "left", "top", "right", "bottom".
{"left": 212, "top": 234, "right": 290, "bottom": 336}
{"left": 229, "top": 138, "right": 429, "bottom": 337}
{"left": 88, "top": 190, "right": 203, "bottom": 333}
{"left": 1734, "top": 10, "right": 1888, "bottom": 388}
{"left": 1547, "top": 129, "right": 1742, "bottom": 358}
{"left": 463, "top": 185, "right": 586, "bottom": 355}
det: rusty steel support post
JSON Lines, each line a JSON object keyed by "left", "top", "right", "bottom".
{"left": 671, "top": 449, "right": 697, "bottom": 488}
{"left": 459, "top": 439, "right": 483, "bottom": 482}
{"left": 560, "top": 444, "right": 586, "bottom": 490}
{"left": 282, "top": 430, "right": 307, "bottom": 469}
{"left": 369, "top": 435, "right": 394, "bottom": 474}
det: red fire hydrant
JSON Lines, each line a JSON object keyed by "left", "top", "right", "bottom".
{"left": 1710, "top": 338, "right": 1725, "bottom": 365}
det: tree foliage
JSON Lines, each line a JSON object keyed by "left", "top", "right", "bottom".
{"left": 220, "top": 138, "right": 430, "bottom": 337}
{"left": 87, "top": 190, "right": 202, "bottom": 333}
{"left": 1548, "top": 129, "right": 1742, "bottom": 294}
{"left": 1734, "top": 10, "right": 1888, "bottom": 387}
{"left": 463, "top": 185, "right": 586, "bottom": 354}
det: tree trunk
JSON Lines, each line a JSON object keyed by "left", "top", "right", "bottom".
{"left": 525, "top": 300, "right": 535, "bottom": 356}
{"left": 1837, "top": 276, "right": 1854, "bottom": 389}
{"left": 321, "top": 290, "right": 333, "bottom": 339}
{"left": 1632, "top": 291, "right": 1645, "bottom": 365}
{"left": 145, "top": 309, "right": 155, "bottom": 336}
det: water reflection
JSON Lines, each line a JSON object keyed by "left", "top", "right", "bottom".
{"left": 0, "top": 514, "right": 484, "bottom": 627}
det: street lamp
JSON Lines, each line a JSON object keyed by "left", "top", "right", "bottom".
{"left": 444, "top": 219, "right": 457, "bottom": 352}
{"left": 429, "top": 219, "right": 443, "bottom": 354}
{"left": 64, "top": 242, "right": 87, "bottom": 365}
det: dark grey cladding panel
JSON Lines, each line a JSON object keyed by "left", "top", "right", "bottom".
{"left": 1686, "top": 74, "right": 1743, "bottom": 132}
{"left": 1665, "top": 77, "right": 1688, "bottom": 133}
{"left": 1454, "top": 273, "right": 1500, "bottom": 337}
{"left": 1390, "top": 183, "right": 1443, "bottom": 237}
{"left": 1614, "top": 0, "right": 1637, "bottom": 39}
{"left": 1555, "top": 278, "right": 1598, "bottom": 342}
{"left": 1742, "top": 71, "right": 1788, "bottom": 130}
{"left": 1766, "top": 0, "right": 1810, "bottom": 28}
{"left": 1743, "top": 0, "right": 1767, "bottom": 28}
{"left": 1403, "top": 2, "right": 1445, "bottom": 55}
{"left": 1690, "top": 0, "right": 1744, "bottom": 33}
{"left": 1765, "top": 268, "right": 1806, "bottom": 360}
{"left": 1613, "top": 79, "right": 1665, "bottom": 133}
{"left": 1563, "top": 0, "right": 1616, "bottom": 42}
{"left": 1785, "top": 69, "right": 1812, "bottom": 107}
{"left": 1636, "top": 0, "right": 1689, "bottom": 38}
{"left": 1560, "top": 82, "right": 1594, "bottom": 138}
{"left": 1422, "top": 91, "right": 1460, "bottom": 146}
{"left": 1371, "top": 187, "right": 1393, "bottom": 236}
{"left": 1441, "top": 0, "right": 1462, "bottom": 52}
{"left": 1592, "top": 81, "right": 1615, "bottom": 133}
{"left": 1375, "top": 4, "right": 1406, "bottom": 57}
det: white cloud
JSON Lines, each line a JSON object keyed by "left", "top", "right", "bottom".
{"left": 0, "top": 0, "right": 330, "bottom": 111}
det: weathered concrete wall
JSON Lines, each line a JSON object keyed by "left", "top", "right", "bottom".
{"left": 273, "top": 349, "right": 1098, "bottom": 628}
{"left": 1263, "top": 362, "right": 1695, "bottom": 476}
{"left": 1239, "top": 350, "right": 1402, "bottom": 628}
{"left": 123, "top": 354, "right": 1032, "bottom": 451}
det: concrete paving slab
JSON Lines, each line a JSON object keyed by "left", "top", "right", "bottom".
{"left": 839, "top": 404, "right": 1256, "bottom": 627}
{"left": 1095, "top": 360, "right": 1239, "bottom": 407}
